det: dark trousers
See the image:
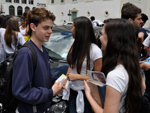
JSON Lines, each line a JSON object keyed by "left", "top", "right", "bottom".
{"left": 68, "top": 89, "right": 94, "bottom": 113}
{"left": 144, "top": 95, "right": 150, "bottom": 103}
{"left": 2, "top": 105, "right": 16, "bottom": 113}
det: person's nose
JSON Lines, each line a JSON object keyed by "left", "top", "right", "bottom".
{"left": 48, "top": 28, "right": 52, "bottom": 34}
{"left": 99, "top": 36, "right": 102, "bottom": 41}
{"left": 140, "top": 19, "right": 143, "bottom": 23}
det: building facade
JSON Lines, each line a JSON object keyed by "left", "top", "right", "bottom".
{"left": 48, "top": 0, "right": 150, "bottom": 28}
{"left": 0, "top": 0, "right": 47, "bottom": 16}
{"left": 0, "top": 0, "right": 150, "bottom": 28}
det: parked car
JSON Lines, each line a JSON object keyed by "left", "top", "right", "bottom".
{"left": 43, "top": 25, "right": 102, "bottom": 112}
{"left": 63, "top": 22, "right": 73, "bottom": 25}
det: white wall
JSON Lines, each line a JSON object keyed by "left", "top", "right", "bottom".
{"left": 48, "top": 0, "right": 150, "bottom": 28}
{"left": 48, "top": 0, "right": 121, "bottom": 25}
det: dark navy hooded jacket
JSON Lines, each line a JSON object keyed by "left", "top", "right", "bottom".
{"left": 12, "top": 40, "right": 53, "bottom": 113}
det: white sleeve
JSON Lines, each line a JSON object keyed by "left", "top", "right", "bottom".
{"left": 93, "top": 22, "right": 97, "bottom": 26}
{"left": 0, "top": 34, "right": 6, "bottom": 63}
{"left": 90, "top": 44, "right": 102, "bottom": 61}
{"left": 0, "top": 45, "right": 6, "bottom": 63}
{"left": 143, "top": 35, "right": 150, "bottom": 47}
{"left": 106, "top": 68, "right": 128, "bottom": 93}
{"left": 18, "top": 32, "right": 25, "bottom": 45}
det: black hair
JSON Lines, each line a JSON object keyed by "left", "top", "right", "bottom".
{"left": 67, "top": 16, "right": 97, "bottom": 74}
{"left": 141, "top": 13, "right": 148, "bottom": 23}
{"left": 0, "top": 15, "right": 5, "bottom": 28}
{"left": 121, "top": 2, "right": 141, "bottom": 20}
{"left": 102, "top": 18, "right": 142, "bottom": 113}
{"left": 90, "top": 16, "right": 95, "bottom": 20}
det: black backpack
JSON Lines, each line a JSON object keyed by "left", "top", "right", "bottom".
{"left": 0, "top": 43, "right": 37, "bottom": 112}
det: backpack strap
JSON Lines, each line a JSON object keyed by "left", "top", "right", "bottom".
{"left": 22, "top": 43, "right": 37, "bottom": 71}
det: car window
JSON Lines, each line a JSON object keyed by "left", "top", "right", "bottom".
{"left": 43, "top": 31, "right": 74, "bottom": 60}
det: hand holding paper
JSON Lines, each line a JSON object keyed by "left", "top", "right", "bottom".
{"left": 56, "top": 74, "right": 69, "bottom": 92}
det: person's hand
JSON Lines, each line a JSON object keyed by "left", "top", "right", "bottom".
{"left": 67, "top": 73, "right": 78, "bottom": 81}
{"left": 140, "top": 62, "right": 150, "bottom": 71}
{"left": 83, "top": 80, "right": 91, "bottom": 95}
{"left": 52, "top": 81, "right": 63, "bottom": 96}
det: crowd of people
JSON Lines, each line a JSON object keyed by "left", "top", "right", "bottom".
{"left": 0, "top": 2, "right": 150, "bottom": 113}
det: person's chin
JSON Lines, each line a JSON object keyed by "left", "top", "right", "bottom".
{"left": 44, "top": 39, "right": 49, "bottom": 42}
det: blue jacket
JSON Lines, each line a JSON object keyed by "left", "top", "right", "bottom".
{"left": 12, "top": 40, "right": 53, "bottom": 113}
{"left": 137, "top": 28, "right": 148, "bottom": 40}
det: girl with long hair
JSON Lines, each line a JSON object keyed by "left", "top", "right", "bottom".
{"left": 84, "top": 18, "right": 145, "bottom": 113}
{"left": 0, "top": 17, "right": 25, "bottom": 62}
{"left": 63, "top": 16, "right": 102, "bottom": 113}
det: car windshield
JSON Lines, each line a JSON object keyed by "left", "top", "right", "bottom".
{"left": 43, "top": 31, "right": 74, "bottom": 60}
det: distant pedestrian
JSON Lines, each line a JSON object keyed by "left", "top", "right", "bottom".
{"left": 121, "top": 2, "right": 142, "bottom": 50}
{"left": 0, "top": 17, "right": 25, "bottom": 63}
{"left": 0, "top": 15, "right": 6, "bottom": 64}
{"left": 137, "top": 13, "right": 149, "bottom": 59}
{"left": 1, "top": 15, "right": 12, "bottom": 28}
{"left": 0, "top": 15, "right": 6, "bottom": 30}
{"left": 90, "top": 16, "right": 99, "bottom": 27}
{"left": 121, "top": 2, "right": 150, "bottom": 72}
{"left": 141, "top": 13, "right": 148, "bottom": 28}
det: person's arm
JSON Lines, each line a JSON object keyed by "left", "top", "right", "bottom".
{"left": 137, "top": 28, "right": 147, "bottom": 51}
{"left": 143, "top": 35, "right": 150, "bottom": 53}
{"left": 18, "top": 32, "right": 25, "bottom": 45}
{"left": 84, "top": 80, "right": 103, "bottom": 112}
{"left": 144, "top": 46, "right": 149, "bottom": 53}
{"left": 138, "top": 32, "right": 144, "bottom": 44}
{"left": 67, "top": 58, "right": 102, "bottom": 81}
{"left": 66, "top": 66, "right": 71, "bottom": 75}
{"left": 67, "top": 73, "right": 89, "bottom": 81}
{"left": 0, "top": 34, "right": 6, "bottom": 63}
{"left": 103, "top": 86, "right": 120, "bottom": 113}
{"left": 66, "top": 66, "right": 88, "bottom": 81}
{"left": 94, "top": 58, "right": 102, "bottom": 71}
{"left": 25, "top": 24, "right": 29, "bottom": 36}
{"left": 84, "top": 80, "right": 120, "bottom": 113}
{"left": 140, "top": 62, "right": 150, "bottom": 71}
{"left": 141, "top": 75, "right": 146, "bottom": 93}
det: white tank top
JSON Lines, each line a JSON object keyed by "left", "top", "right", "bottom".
{"left": 19, "top": 26, "right": 26, "bottom": 36}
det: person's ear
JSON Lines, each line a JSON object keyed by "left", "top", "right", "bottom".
{"left": 128, "top": 18, "right": 133, "bottom": 23}
{"left": 30, "top": 23, "right": 36, "bottom": 31}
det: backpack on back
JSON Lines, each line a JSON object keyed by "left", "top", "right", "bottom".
{"left": 0, "top": 43, "right": 37, "bottom": 112}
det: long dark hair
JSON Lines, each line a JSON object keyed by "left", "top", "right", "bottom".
{"left": 67, "top": 16, "right": 97, "bottom": 74}
{"left": 101, "top": 18, "right": 142, "bottom": 113}
{"left": 4, "top": 17, "right": 20, "bottom": 48}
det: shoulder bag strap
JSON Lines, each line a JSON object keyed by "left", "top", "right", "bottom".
{"left": 22, "top": 43, "right": 37, "bottom": 71}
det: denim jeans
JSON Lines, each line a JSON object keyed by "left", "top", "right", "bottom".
{"left": 68, "top": 89, "right": 94, "bottom": 113}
